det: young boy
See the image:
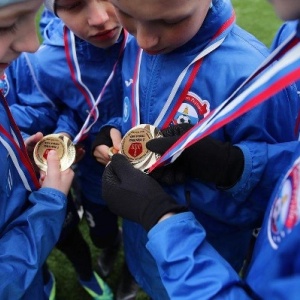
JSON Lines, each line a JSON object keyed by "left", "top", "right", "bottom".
{"left": 2, "top": 25, "right": 115, "bottom": 300}
{"left": 96, "top": 0, "right": 300, "bottom": 297}
{"left": 7, "top": 0, "right": 138, "bottom": 298}
{"left": 101, "top": 0, "right": 300, "bottom": 296}
{"left": 0, "top": 0, "right": 74, "bottom": 298}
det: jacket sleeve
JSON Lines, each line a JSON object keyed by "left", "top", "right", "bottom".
{"left": 147, "top": 212, "right": 254, "bottom": 300}
{"left": 55, "top": 107, "right": 82, "bottom": 139}
{"left": 99, "top": 116, "right": 123, "bottom": 133}
{"left": 8, "top": 53, "right": 59, "bottom": 136}
{"left": 0, "top": 188, "right": 67, "bottom": 299}
{"left": 224, "top": 81, "right": 300, "bottom": 206}
{"left": 270, "top": 21, "right": 298, "bottom": 51}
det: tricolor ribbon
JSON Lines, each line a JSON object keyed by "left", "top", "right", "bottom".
{"left": 0, "top": 94, "right": 40, "bottom": 191}
{"left": 64, "top": 28, "right": 129, "bottom": 145}
{"left": 149, "top": 31, "right": 300, "bottom": 172}
{"left": 64, "top": 27, "right": 98, "bottom": 121}
{"left": 130, "top": 11, "right": 236, "bottom": 130}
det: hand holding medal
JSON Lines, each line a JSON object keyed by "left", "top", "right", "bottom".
{"left": 110, "top": 124, "right": 163, "bottom": 173}
{"left": 33, "top": 134, "right": 76, "bottom": 171}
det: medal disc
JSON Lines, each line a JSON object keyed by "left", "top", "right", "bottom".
{"left": 120, "top": 124, "right": 163, "bottom": 172}
{"left": 34, "top": 134, "right": 76, "bottom": 171}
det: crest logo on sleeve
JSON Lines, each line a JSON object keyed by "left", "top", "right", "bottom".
{"left": 123, "top": 96, "right": 130, "bottom": 122}
{"left": 173, "top": 92, "right": 210, "bottom": 125}
{"left": 0, "top": 73, "right": 9, "bottom": 97}
{"left": 268, "top": 158, "right": 300, "bottom": 249}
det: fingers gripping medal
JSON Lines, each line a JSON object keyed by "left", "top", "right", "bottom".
{"left": 108, "top": 146, "right": 119, "bottom": 159}
{"left": 34, "top": 134, "right": 76, "bottom": 171}
{"left": 120, "top": 124, "right": 163, "bottom": 173}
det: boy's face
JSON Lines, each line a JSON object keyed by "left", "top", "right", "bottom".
{"left": 269, "top": 0, "right": 300, "bottom": 20}
{"left": 109, "top": 0, "right": 211, "bottom": 54}
{"left": 56, "top": 0, "right": 122, "bottom": 49}
{"left": 0, "top": 0, "right": 42, "bottom": 76}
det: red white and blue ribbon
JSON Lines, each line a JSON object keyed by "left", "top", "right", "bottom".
{"left": 64, "top": 28, "right": 129, "bottom": 144}
{"left": 131, "top": 11, "right": 236, "bottom": 129}
{"left": 149, "top": 32, "right": 300, "bottom": 172}
{"left": 0, "top": 94, "right": 40, "bottom": 191}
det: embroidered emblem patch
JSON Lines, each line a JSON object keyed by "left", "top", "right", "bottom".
{"left": 268, "top": 157, "right": 300, "bottom": 249}
{"left": 123, "top": 96, "right": 130, "bottom": 123}
{"left": 173, "top": 91, "right": 210, "bottom": 126}
{"left": 0, "top": 73, "right": 9, "bottom": 97}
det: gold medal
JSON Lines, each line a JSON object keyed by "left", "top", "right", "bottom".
{"left": 120, "top": 124, "right": 163, "bottom": 172}
{"left": 33, "top": 134, "right": 76, "bottom": 171}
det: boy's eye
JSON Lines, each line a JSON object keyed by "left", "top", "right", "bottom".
{"left": 56, "top": 2, "right": 82, "bottom": 11}
{"left": 164, "top": 17, "right": 187, "bottom": 25}
{"left": 0, "top": 24, "right": 17, "bottom": 35}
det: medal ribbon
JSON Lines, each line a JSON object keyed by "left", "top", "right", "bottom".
{"left": 130, "top": 11, "right": 235, "bottom": 129}
{"left": 64, "top": 27, "right": 97, "bottom": 120}
{"left": 64, "top": 28, "right": 129, "bottom": 144}
{"left": 131, "top": 50, "right": 143, "bottom": 126}
{"left": 0, "top": 94, "right": 40, "bottom": 191}
{"left": 149, "top": 32, "right": 300, "bottom": 172}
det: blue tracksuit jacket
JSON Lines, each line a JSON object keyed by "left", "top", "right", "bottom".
{"left": 0, "top": 92, "right": 67, "bottom": 299}
{"left": 270, "top": 20, "right": 300, "bottom": 98}
{"left": 147, "top": 141, "right": 300, "bottom": 300}
{"left": 271, "top": 20, "right": 299, "bottom": 51}
{"left": 119, "top": 0, "right": 300, "bottom": 297}
{"left": 4, "top": 18, "right": 127, "bottom": 204}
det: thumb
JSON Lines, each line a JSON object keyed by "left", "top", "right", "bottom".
{"left": 46, "top": 150, "right": 61, "bottom": 176}
{"left": 24, "top": 132, "right": 43, "bottom": 149}
{"left": 146, "top": 136, "right": 179, "bottom": 155}
{"left": 161, "top": 123, "right": 193, "bottom": 137}
{"left": 110, "top": 128, "right": 122, "bottom": 151}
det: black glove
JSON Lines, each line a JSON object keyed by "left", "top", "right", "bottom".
{"left": 102, "top": 154, "right": 187, "bottom": 231}
{"left": 146, "top": 124, "right": 193, "bottom": 185}
{"left": 147, "top": 124, "right": 244, "bottom": 188}
{"left": 91, "top": 126, "right": 114, "bottom": 156}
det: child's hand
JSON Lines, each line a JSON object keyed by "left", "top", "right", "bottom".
{"left": 102, "top": 154, "right": 186, "bottom": 231}
{"left": 24, "top": 132, "right": 44, "bottom": 173}
{"left": 147, "top": 124, "right": 244, "bottom": 188}
{"left": 92, "top": 127, "right": 122, "bottom": 165}
{"left": 40, "top": 150, "right": 74, "bottom": 195}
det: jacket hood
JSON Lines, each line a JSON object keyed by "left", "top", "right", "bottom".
{"left": 42, "top": 18, "right": 65, "bottom": 47}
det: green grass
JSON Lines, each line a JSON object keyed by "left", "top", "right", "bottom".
{"left": 47, "top": 219, "right": 145, "bottom": 300}
{"left": 45, "top": 2, "right": 284, "bottom": 299}
{"left": 232, "top": 0, "right": 283, "bottom": 47}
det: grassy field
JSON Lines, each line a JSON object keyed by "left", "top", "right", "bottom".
{"left": 45, "top": 1, "right": 284, "bottom": 299}
{"left": 232, "top": 0, "right": 283, "bottom": 46}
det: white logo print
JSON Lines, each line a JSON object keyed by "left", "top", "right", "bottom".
{"left": 125, "top": 78, "right": 133, "bottom": 87}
